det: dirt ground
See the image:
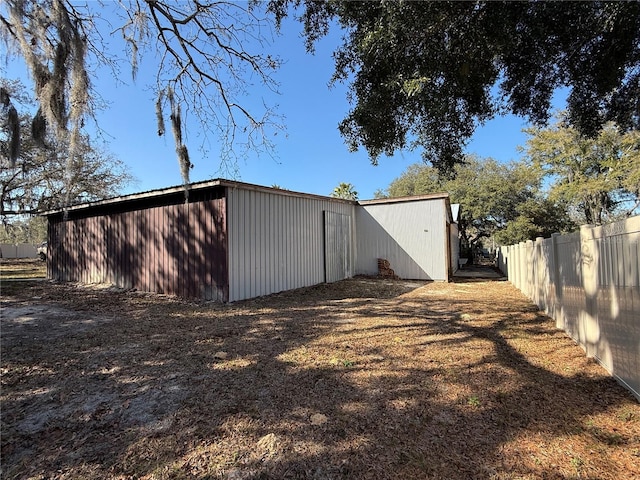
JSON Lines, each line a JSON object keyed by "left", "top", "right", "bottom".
{"left": 1, "top": 259, "right": 638, "bottom": 479}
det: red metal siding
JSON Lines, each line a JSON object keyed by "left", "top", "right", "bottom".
{"left": 48, "top": 191, "right": 228, "bottom": 301}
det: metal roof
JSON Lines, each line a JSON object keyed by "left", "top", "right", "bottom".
{"left": 40, "top": 178, "right": 357, "bottom": 215}
{"left": 41, "top": 178, "right": 452, "bottom": 218}
{"left": 358, "top": 192, "right": 450, "bottom": 205}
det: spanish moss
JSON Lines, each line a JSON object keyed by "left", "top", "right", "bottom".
{"left": 155, "top": 90, "right": 165, "bottom": 137}
{"left": 1, "top": 86, "right": 20, "bottom": 165}
{"left": 7, "top": 103, "right": 20, "bottom": 165}
{"left": 5, "top": 0, "right": 90, "bottom": 209}
{"left": 31, "top": 108, "right": 47, "bottom": 147}
{"left": 168, "top": 88, "right": 191, "bottom": 188}
{"left": 178, "top": 144, "right": 191, "bottom": 201}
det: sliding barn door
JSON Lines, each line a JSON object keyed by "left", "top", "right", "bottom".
{"left": 324, "top": 211, "right": 352, "bottom": 283}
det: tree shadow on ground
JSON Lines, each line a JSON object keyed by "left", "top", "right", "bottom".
{"left": 1, "top": 278, "right": 637, "bottom": 480}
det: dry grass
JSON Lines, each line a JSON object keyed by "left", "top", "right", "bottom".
{"left": 1, "top": 260, "right": 638, "bottom": 479}
{"left": 0, "top": 258, "right": 46, "bottom": 280}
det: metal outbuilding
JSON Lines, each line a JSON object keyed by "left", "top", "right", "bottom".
{"left": 357, "top": 194, "right": 456, "bottom": 281}
{"left": 43, "top": 179, "right": 457, "bottom": 302}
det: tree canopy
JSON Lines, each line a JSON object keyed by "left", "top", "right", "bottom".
{"left": 381, "top": 156, "right": 574, "bottom": 249}
{"left": 330, "top": 182, "right": 358, "bottom": 201}
{"left": 4, "top": 0, "right": 639, "bottom": 198}
{"left": 382, "top": 116, "right": 640, "bottom": 248}
{"left": 273, "top": 0, "right": 640, "bottom": 171}
{"left": 0, "top": 215, "right": 46, "bottom": 243}
{"left": 522, "top": 117, "right": 640, "bottom": 225}
{"left": 1, "top": 79, "right": 133, "bottom": 216}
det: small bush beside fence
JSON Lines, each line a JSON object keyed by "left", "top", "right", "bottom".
{"left": 498, "top": 215, "right": 640, "bottom": 401}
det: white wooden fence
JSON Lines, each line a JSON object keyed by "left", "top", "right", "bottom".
{"left": 497, "top": 215, "right": 640, "bottom": 401}
{"left": 0, "top": 244, "right": 39, "bottom": 259}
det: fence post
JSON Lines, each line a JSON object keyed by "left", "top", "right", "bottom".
{"left": 512, "top": 243, "right": 522, "bottom": 291}
{"left": 516, "top": 243, "right": 521, "bottom": 289}
{"left": 525, "top": 240, "right": 534, "bottom": 298}
{"left": 519, "top": 241, "right": 526, "bottom": 292}
{"left": 579, "top": 224, "right": 599, "bottom": 358}
{"left": 550, "top": 233, "right": 562, "bottom": 327}
{"left": 510, "top": 244, "right": 516, "bottom": 287}
{"left": 535, "top": 237, "right": 546, "bottom": 311}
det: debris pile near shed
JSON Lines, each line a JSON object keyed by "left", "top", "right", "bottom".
{"left": 377, "top": 258, "right": 399, "bottom": 279}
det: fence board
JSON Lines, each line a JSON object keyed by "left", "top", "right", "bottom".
{"left": 498, "top": 216, "right": 640, "bottom": 401}
{"left": 0, "top": 244, "right": 40, "bottom": 258}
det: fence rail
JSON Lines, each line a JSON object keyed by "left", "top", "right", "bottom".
{"left": 498, "top": 216, "right": 640, "bottom": 401}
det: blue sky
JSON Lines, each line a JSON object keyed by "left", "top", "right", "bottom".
{"left": 5, "top": 6, "right": 536, "bottom": 200}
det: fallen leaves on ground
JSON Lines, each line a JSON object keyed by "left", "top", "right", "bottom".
{"left": 1, "top": 260, "right": 638, "bottom": 479}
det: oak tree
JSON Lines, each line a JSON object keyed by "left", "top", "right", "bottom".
{"left": 273, "top": 0, "right": 640, "bottom": 171}
{"left": 523, "top": 118, "right": 640, "bottom": 225}
{"left": 380, "top": 156, "right": 573, "bottom": 250}
{"left": 1, "top": 80, "right": 133, "bottom": 216}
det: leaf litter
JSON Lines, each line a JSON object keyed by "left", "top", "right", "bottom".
{"left": 1, "top": 259, "right": 638, "bottom": 479}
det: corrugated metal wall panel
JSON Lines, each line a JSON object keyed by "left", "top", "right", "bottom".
{"left": 450, "top": 223, "right": 460, "bottom": 273}
{"left": 355, "top": 200, "right": 447, "bottom": 280}
{"left": 47, "top": 192, "right": 228, "bottom": 301}
{"left": 227, "top": 188, "right": 356, "bottom": 302}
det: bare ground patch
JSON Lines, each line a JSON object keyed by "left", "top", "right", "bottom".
{"left": 1, "top": 268, "right": 638, "bottom": 479}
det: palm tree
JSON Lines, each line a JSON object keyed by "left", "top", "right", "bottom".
{"left": 330, "top": 182, "right": 358, "bottom": 200}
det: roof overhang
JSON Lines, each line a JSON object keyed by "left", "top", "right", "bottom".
{"left": 39, "top": 178, "right": 357, "bottom": 216}
{"left": 40, "top": 179, "right": 452, "bottom": 222}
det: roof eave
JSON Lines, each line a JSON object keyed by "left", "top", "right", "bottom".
{"left": 39, "top": 178, "right": 358, "bottom": 216}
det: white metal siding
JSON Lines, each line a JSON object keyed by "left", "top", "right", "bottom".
{"left": 227, "top": 188, "right": 356, "bottom": 302}
{"left": 356, "top": 200, "right": 447, "bottom": 280}
{"left": 450, "top": 223, "right": 460, "bottom": 273}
